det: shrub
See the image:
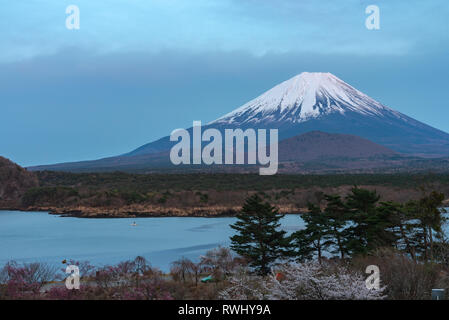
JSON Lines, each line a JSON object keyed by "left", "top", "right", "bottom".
{"left": 0, "top": 261, "right": 58, "bottom": 299}
{"left": 352, "top": 248, "right": 441, "bottom": 300}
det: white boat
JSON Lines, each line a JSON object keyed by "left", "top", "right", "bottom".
{"left": 130, "top": 222, "right": 137, "bottom": 226}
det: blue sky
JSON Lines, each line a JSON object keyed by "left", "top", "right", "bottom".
{"left": 1, "top": 0, "right": 448, "bottom": 166}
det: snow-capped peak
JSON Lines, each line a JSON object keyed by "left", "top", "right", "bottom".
{"left": 212, "top": 72, "right": 400, "bottom": 125}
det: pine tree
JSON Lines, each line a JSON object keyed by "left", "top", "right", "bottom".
{"left": 345, "top": 187, "right": 380, "bottom": 255}
{"left": 406, "top": 191, "right": 445, "bottom": 262}
{"left": 230, "top": 194, "right": 292, "bottom": 275}
{"left": 323, "top": 195, "right": 349, "bottom": 259}
{"left": 371, "top": 201, "right": 403, "bottom": 250}
{"left": 292, "top": 203, "right": 333, "bottom": 263}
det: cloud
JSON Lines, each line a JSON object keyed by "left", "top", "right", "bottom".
{"left": 1, "top": 0, "right": 447, "bottom": 63}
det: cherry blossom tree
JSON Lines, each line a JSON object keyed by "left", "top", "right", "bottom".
{"left": 220, "top": 261, "right": 386, "bottom": 300}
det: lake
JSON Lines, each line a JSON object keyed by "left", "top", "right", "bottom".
{"left": 0, "top": 211, "right": 305, "bottom": 271}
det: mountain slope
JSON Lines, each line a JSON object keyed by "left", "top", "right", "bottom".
{"left": 28, "top": 131, "right": 399, "bottom": 173}
{"left": 29, "top": 72, "right": 449, "bottom": 172}
{"left": 0, "top": 156, "right": 39, "bottom": 207}
{"left": 278, "top": 131, "right": 397, "bottom": 162}
{"left": 126, "top": 72, "right": 449, "bottom": 158}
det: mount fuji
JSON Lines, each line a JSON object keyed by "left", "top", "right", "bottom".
{"left": 29, "top": 72, "right": 449, "bottom": 172}
{"left": 213, "top": 72, "right": 399, "bottom": 125}
{"left": 127, "top": 72, "right": 449, "bottom": 158}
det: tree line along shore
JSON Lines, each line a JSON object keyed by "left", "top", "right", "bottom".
{"left": 2, "top": 171, "right": 448, "bottom": 217}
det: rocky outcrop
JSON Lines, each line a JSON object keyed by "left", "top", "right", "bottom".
{"left": 0, "top": 156, "right": 39, "bottom": 208}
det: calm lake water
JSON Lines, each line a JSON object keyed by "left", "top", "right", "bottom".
{"left": 0, "top": 211, "right": 304, "bottom": 271}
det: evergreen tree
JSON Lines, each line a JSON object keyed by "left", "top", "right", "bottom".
{"left": 374, "top": 201, "right": 404, "bottom": 250}
{"left": 345, "top": 187, "right": 380, "bottom": 255}
{"left": 323, "top": 195, "right": 349, "bottom": 259}
{"left": 230, "top": 194, "right": 292, "bottom": 275}
{"left": 292, "top": 203, "right": 332, "bottom": 263}
{"left": 291, "top": 187, "right": 446, "bottom": 263}
{"left": 406, "top": 191, "right": 445, "bottom": 262}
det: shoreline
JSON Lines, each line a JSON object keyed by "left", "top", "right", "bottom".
{"left": 3, "top": 201, "right": 448, "bottom": 218}
{"left": 2, "top": 199, "right": 448, "bottom": 218}
{"left": 0, "top": 205, "right": 304, "bottom": 218}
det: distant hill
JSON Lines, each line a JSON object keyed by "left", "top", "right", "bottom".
{"left": 0, "top": 156, "right": 38, "bottom": 207}
{"left": 279, "top": 131, "right": 397, "bottom": 162}
{"left": 28, "top": 131, "right": 407, "bottom": 173}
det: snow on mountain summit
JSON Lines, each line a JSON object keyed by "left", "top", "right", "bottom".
{"left": 212, "top": 72, "right": 400, "bottom": 125}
